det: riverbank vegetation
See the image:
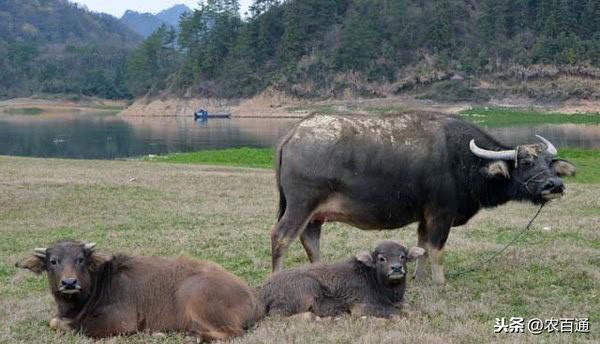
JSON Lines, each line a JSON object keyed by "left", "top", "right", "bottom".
{"left": 144, "top": 147, "right": 600, "bottom": 184}
{"left": 460, "top": 107, "right": 600, "bottom": 126}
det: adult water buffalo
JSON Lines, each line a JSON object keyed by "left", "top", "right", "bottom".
{"left": 270, "top": 112, "right": 576, "bottom": 284}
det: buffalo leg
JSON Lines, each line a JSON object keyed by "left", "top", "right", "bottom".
{"left": 428, "top": 222, "right": 452, "bottom": 285}
{"left": 271, "top": 204, "right": 314, "bottom": 272}
{"left": 413, "top": 222, "right": 428, "bottom": 282}
{"left": 422, "top": 210, "right": 453, "bottom": 285}
{"left": 300, "top": 220, "right": 322, "bottom": 263}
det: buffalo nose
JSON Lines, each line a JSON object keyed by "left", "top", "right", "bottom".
{"left": 61, "top": 278, "right": 78, "bottom": 288}
{"left": 391, "top": 265, "right": 404, "bottom": 273}
{"left": 543, "top": 178, "right": 564, "bottom": 192}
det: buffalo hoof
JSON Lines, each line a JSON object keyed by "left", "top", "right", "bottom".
{"left": 49, "top": 317, "right": 72, "bottom": 332}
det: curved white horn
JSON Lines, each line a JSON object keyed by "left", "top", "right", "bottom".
{"left": 84, "top": 243, "right": 96, "bottom": 251}
{"left": 535, "top": 135, "right": 557, "bottom": 156}
{"left": 469, "top": 139, "right": 516, "bottom": 160}
{"left": 34, "top": 248, "right": 47, "bottom": 258}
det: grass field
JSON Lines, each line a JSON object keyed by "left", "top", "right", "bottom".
{"left": 459, "top": 107, "right": 600, "bottom": 126}
{"left": 1, "top": 155, "right": 598, "bottom": 343}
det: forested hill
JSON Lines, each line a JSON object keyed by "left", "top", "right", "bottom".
{"left": 0, "top": 0, "right": 141, "bottom": 99}
{"left": 128, "top": 0, "right": 600, "bottom": 101}
{"left": 2, "top": 0, "right": 599, "bottom": 102}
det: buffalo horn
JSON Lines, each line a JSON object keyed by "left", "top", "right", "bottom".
{"left": 535, "top": 135, "right": 557, "bottom": 156}
{"left": 34, "top": 248, "right": 47, "bottom": 258}
{"left": 469, "top": 139, "right": 516, "bottom": 160}
{"left": 84, "top": 242, "right": 96, "bottom": 251}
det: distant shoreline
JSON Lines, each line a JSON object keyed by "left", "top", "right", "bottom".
{"left": 0, "top": 96, "right": 127, "bottom": 114}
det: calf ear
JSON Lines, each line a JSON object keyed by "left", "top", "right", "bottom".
{"left": 355, "top": 250, "right": 374, "bottom": 268}
{"left": 87, "top": 251, "right": 113, "bottom": 272}
{"left": 551, "top": 159, "right": 576, "bottom": 177}
{"left": 482, "top": 161, "right": 510, "bottom": 179}
{"left": 16, "top": 255, "right": 46, "bottom": 274}
{"left": 407, "top": 247, "right": 426, "bottom": 262}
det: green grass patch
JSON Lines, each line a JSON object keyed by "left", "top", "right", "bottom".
{"left": 460, "top": 107, "right": 600, "bottom": 126}
{"left": 144, "top": 147, "right": 600, "bottom": 184}
{"left": 3, "top": 107, "right": 44, "bottom": 115}
{"left": 144, "top": 147, "right": 275, "bottom": 169}
{"left": 559, "top": 148, "right": 600, "bottom": 184}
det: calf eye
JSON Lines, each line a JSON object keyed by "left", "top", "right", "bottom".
{"left": 50, "top": 258, "right": 58, "bottom": 265}
{"left": 378, "top": 256, "right": 386, "bottom": 263}
{"left": 76, "top": 257, "right": 84, "bottom": 264}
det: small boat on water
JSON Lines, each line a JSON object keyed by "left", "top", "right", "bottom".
{"left": 194, "top": 109, "right": 231, "bottom": 120}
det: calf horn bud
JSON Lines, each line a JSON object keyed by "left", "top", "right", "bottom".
{"left": 469, "top": 139, "right": 516, "bottom": 160}
{"left": 535, "top": 135, "right": 557, "bottom": 156}
{"left": 34, "top": 248, "right": 47, "bottom": 258}
{"left": 84, "top": 243, "right": 96, "bottom": 251}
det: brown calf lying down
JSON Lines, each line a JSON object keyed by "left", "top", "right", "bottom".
{"left": 16, "top": 240, "right": 263, "bottom": 340}
{"left": 260, "top": 241, "right": 424, "bottom": 318}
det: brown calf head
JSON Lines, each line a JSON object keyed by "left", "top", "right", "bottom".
{"left": 16, "top": 240, "right": 112, "bottom": 298}
{"left": 355, "top": 241, "right": 425, "bottom": 287}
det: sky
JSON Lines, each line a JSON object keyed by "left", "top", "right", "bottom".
{"left": 72, "top": 0, "right": 253, "bottom": 18}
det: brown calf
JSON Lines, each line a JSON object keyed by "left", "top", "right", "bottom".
{"left": 16, "top": 240, "right": 263, "bottom": 340}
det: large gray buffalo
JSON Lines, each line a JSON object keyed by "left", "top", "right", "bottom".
{"left": 270, "top": 112, "right": 576, "bottom": 284}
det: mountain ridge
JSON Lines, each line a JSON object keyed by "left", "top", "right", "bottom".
{"left": 120, "top": 4, "right": 191, "bottom": 38}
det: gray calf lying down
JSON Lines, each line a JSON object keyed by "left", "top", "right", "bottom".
{"left": 260, "top": 241, "right": 424, "bottom": 318}
{"left": 16, "top": 240, "right": 263, "bottom": 341}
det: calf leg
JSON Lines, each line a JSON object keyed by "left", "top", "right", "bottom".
{"left": 271, "top": 202, "right": 315, "bottom": 272}
{"left": 300, "top": 221, "right": 322, "bottom": 263}
{"left": 77, "top": 305, "right": 138, "bottom": 338}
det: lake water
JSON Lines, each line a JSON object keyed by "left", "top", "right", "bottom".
{"left": 0, "top": 112, "right": 599, "bottom": 159}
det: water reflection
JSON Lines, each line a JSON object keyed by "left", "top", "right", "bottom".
{"left": 0, "top": 112, "right": 598, "bottom": 160}
{"left": 0, "top": 113, "right": 296, "bottom": 159}
{"left": 488, "top": 123, "right": 600, "bottom": 149}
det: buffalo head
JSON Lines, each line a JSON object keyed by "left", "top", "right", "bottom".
{"left": 16, "top": 241, "right": 111, "bottom": 298}
{"left": 470, "top": 135, "right": 576, "bottom": 203}
{"left": 356, "top": 241, "right": 425, "bottom": 287}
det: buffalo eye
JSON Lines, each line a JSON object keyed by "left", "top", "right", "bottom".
{"left": 521, "top": 159, "right": 533, "bottom": 166}
{"left": 76, "top": 257, "right": 84, "bottom": 264}
{"left": 49, "top": 258, "right": 58, "bottom": 266}
{"left": 378, "top": 256, "right": 386, "bottom": 263}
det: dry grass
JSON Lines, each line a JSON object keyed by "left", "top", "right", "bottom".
{"left": 0, "top": 156, "right": 598, "bottom": 343}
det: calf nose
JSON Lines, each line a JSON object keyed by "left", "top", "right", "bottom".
{"left": 61, "top": 278, "right": 78, "bottom": 289}
{"left": 391, "top": 264, "right": 404, "bottom": 273}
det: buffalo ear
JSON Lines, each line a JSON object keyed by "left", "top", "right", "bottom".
{"left": 407, "top": 247, "right": 426, "bottom": 262}
{"left": 16, "top": 255, "right": 46, "bottom": 274}
{"left": 355, "top": 250, "right": 374, "bottom": 268}
{"left": 87, "top": 251, "right": 112, "bottom": 272}
{"left": 551, "top": 159, "right": 576, "bottom": 177}
{"left": 482, "top": 160, "right": 510, "bottom": 179}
